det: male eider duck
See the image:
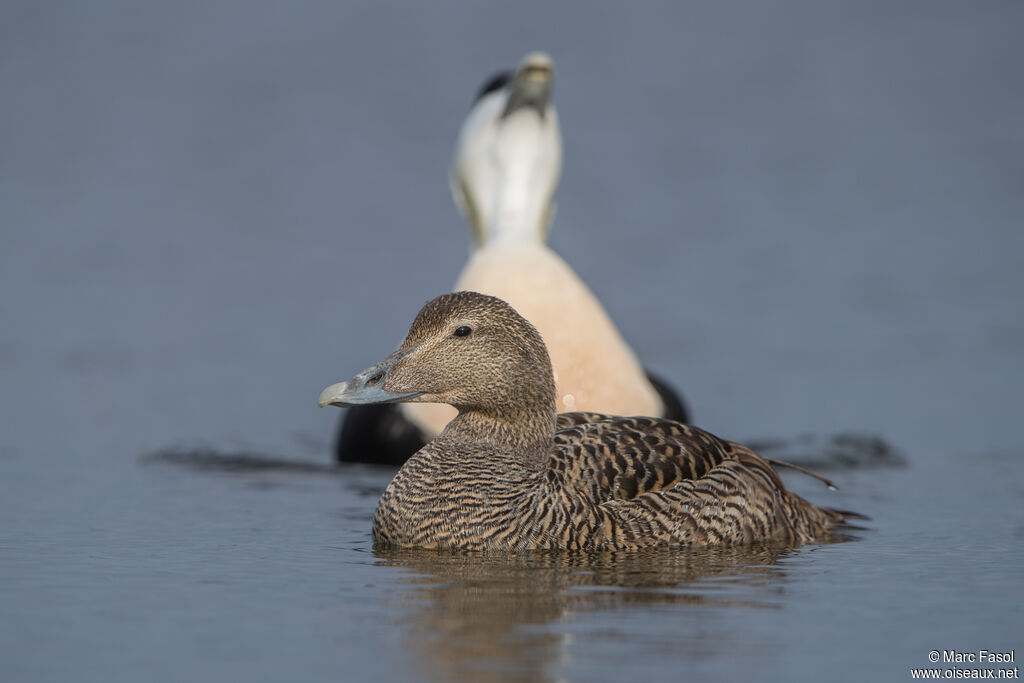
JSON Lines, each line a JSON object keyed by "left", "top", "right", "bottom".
{"left": 336, "top": 52, "right": 687, "bottom": 465}
{"left": 320, "top": 292, "right": 857, "bottom": 551}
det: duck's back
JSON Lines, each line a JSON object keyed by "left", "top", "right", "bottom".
{"left": 401, "top": 243, "right": 665, "bottom": 436}
{"left": 550, "top": 413, "right": 845, "bottom": 547}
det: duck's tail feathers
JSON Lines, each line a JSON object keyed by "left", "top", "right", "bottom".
{"left": 820, "top": 506, "right": 872, "bottom": 532}
{"left": 828, "top": 507, "right": 871, "bottom": 522}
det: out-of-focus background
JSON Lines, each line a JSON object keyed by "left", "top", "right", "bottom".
{"left": 2, "top": 2, "right": 1022, "bottom": 682}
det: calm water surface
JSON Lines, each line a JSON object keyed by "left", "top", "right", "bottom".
{"left": 2, "top": 2, "right": 1022, "bottom": 682}
{"left": 5, "top": 450, "right": 1021, "bottom": 682}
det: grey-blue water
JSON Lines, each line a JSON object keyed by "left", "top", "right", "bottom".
{"left": 2, "top": 2, "right": 1022, "bottom": 681}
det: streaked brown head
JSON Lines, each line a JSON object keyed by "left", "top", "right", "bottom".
{"left": 319, "top": 292, "right": 557, "bottom": 418}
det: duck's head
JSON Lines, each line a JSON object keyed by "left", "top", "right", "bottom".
{"left": 451, "top": 52, "right": 562, "bottom": 247}
{"left": 319, "top": 292, "right": 557, "bottom": 419}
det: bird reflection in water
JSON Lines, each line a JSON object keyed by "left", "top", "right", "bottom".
{"left": 373, "top": 539, "right": 857, "bottom": 683}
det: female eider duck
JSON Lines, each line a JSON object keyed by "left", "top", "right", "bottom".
{"left": 320, "top": 292, "right": 857, "bottom": 551}
{"left": 336, "top": 52, "right": 687, "bottom": 465}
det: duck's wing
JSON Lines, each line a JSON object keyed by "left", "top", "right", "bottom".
{"left": 551, "top": 412, "right": 855, "bottom": 546}
{"left": 551, "top": 412, "right": 768, "bottom": 502}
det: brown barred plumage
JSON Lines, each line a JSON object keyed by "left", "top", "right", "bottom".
{"left": 320, "top": 291, "right": 858, "bottom": 551}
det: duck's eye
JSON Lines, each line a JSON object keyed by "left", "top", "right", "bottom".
{"left": 453, "top": 326, "right": 472, "bottom": 337}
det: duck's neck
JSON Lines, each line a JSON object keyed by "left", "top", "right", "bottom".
{"left": 477, "top": 114, "right": 559, "bottom": 247}
{"left": 481, "top": 181, "right": 552, "bottom": 246}
{"left": 440, "top": 404, "right": 557, "bottom": 470}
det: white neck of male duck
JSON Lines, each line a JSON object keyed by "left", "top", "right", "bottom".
{"left": 451, "top": 52, "right": 562, "bottom": 248}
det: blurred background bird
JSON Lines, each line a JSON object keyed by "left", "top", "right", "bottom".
{"left": 335, "top": 52, "right": 690, "bottom": 465}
